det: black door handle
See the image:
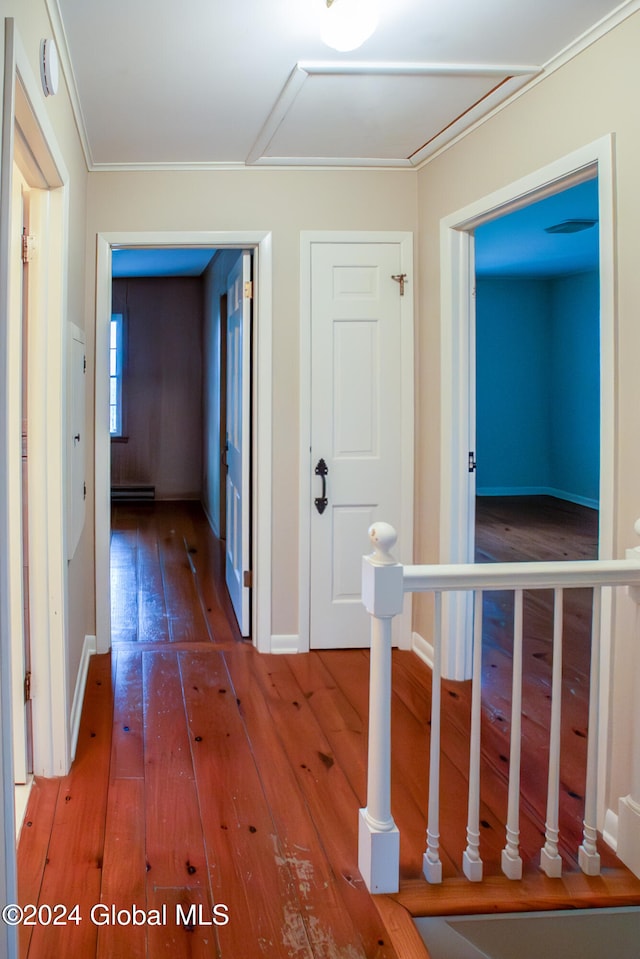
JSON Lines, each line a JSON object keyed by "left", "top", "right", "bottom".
{"left": 314, "top": 458, "right": 328, "bottom": 514}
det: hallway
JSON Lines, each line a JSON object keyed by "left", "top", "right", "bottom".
{"left": 16, "top": 502, "right": 640, "bottom": 958}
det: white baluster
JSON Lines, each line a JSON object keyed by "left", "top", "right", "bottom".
{"left": 463, "top": 590, "right": 484, "bottom": 881}
{"left": 579, "top": 586, "right": 601, "bottom": 875}
{"left": 423, "top": 591, "right": 443, "bottom": 883}
{"left": 358, "top": 523, "right": 404, "bottom": 894}
{"left": 502, "top": 589, "right": 523, "bottom": 879}
{"left": 617, "top": 519, "right": 640, "bottom": 876}
{"left": 541, "top": 588, "right": 564, "bottom": 877}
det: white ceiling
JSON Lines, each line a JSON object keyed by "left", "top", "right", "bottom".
{"left": 50, "top": 0, "right": 633, "bottom": 170}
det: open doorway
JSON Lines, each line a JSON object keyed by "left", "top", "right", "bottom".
{"left": 94, "top": 231, "right": 273, "bottom": 656}
{"left": 473, "top": 176, "right": 600, "bottom": 566}
{"left": 108, "top": 247, "right": 252, "bottom": 638}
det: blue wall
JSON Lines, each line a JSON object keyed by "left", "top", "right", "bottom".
{"left": 476, "top": 271, "right": 600, "bottom": 508}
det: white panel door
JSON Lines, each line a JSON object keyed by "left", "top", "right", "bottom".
{"left": 309, "top": 241, "right": 406, "bottom": 649}
{"left": 225, "top": 251, "right": 252, "bottom": 636}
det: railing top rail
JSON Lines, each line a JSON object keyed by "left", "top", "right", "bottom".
{"left": 402, "top": 558, "right": 640, "bottom": 594}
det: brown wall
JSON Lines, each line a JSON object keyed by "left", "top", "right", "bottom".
{"left": 111, "top": 277, "right": 203, "bottom": 500}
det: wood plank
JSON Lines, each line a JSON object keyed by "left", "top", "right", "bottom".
{"left": 110, "top": 648, "right": 144, "bottom": 780}
{"left": 96, "top": 779, "right": 146, "bottom": 959}
{"left": 137, "top": 512, "right": 171, "bottom": 644}
{"left": 178, "top": 648, "right": 318, "bottom": 959}
{"left": 224, "top": 643, "right": 379, "bottom": 958}
{"left": 232, "top": 648, "right": 400, "bottom": 957}
{"left": 142, "top": 650, "right": 209, "bottom": 890}
{"left": 17, "top": 777, "right": 62, "bottom": 959}
{"left": 25, "top": 654, "right": 113, "bottom": 958}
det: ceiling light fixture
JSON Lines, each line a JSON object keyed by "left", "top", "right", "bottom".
{"left": 321, "top": 0, "right": 379, "bottom": 52}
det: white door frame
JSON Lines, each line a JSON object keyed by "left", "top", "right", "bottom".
{"left": 440, "top": 136, "right": 615, "bottom": 819}
{"left": 298, "top": 231, "right": 415, "bottom": 653}
{"left": 95, "top": 231, "right": 273, "bottom": 654}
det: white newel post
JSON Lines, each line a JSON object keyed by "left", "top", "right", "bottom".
{"left": 358, "top": 523, "right": 404, "bottom": 894}
{"left": 617, "top": 520, "right": 640, "bottom": 877}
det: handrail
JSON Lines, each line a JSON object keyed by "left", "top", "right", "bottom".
{"left": 403, "top": 558, "right": 640, "bottom": 593}
{"left": 357, "top": 520, "right": 640, "bottom": 895}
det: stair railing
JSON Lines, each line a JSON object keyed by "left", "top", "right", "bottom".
{"left": 358, "top": 521, "right": 640, "bottom": 894}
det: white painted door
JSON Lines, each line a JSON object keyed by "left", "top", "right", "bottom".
{"left": 6, "top": 162, "right": 32, "bottom": 784}
{"left": 225, "top": 251, "right": 252, "bottom": 636}
{"left": 309, "top": 240, "right": 410, "bottom": 649}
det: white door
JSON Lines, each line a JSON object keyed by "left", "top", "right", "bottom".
{"left": 309, "top": 239, "right": 412, "bottom": 649}
{"left": 225, "top": 251, "right": 252, "bottom": 636}
{"left": 10, "top": 164, "right": 31, "bottom": 784}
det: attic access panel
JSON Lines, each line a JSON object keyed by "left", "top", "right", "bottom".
{"left": 249, "top": 65, "right": 536, "bottom": 165}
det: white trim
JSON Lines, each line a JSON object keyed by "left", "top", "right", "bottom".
{"left": 95, "top": 231, "right": 273, "bottom": 655}
{"left": 270, "top": 635, "right": 300, "bottom": 655}
{"left": 14, "top": 779, "right": 33, "bottom": 839}
{"left": 412, "top": 631, "right": 435, "bottom": 671}
{"left": 603, "top": 806, "right": 618, "bottom": 851}
{"left": 69, "top": 635, "right": 96, "bottom": 761}
{"left": 299, "top": 231, "right": 414, "bottom": 654}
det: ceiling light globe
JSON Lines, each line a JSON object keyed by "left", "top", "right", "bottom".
{"left": 321, "top": 0, "right": 379, "bottom": 52}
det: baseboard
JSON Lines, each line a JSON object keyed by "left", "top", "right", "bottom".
{"left": 70, "top": 634, "right": 97, "bottom": 761}
{"left": 270, "top": 634, "right": 300, "bottom": 654}
{"left": 15, "top": 779, "right": 34, "bottom": 839}
{"left": 476, "top": 486, "right": 599, "bottom": 510}
{"left": 603, "top": 806, "right": 618, "bottom": 852}
{"left": 412, "top": 631, "right": 434, "bottom": 670}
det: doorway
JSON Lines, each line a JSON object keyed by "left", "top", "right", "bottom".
{"left": 473, "top": 177, "right": 600, "bottom": 563}
{"left": 95, "top": 231, "right": 273, "bottom": 655}
{"left": 439, "top": 138, "right": 614, "bottom": 683}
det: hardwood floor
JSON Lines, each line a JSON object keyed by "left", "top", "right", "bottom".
{"left": 16, "top": 499, "right": 640, "bottom": 958}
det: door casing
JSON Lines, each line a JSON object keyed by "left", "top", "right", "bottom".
{"left": 94, "top": 231, "right": 273, "bottom": 654}
{"left": 439, "top": 135, "right": 615, "bottom": 822}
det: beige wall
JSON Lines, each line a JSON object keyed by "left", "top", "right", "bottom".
{"left": 2, "top": 3, "right": 90, "bottom": 740}
{"left": 415, "top": 10, "right": 640, "bottom": 814}
{"left": 86, "top": 169, "right": 419, "bottom": 638}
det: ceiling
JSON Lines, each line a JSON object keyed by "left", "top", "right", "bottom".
{"left": 475, "top": 178, "right": 599, "bottom": 276}
{"left": 50, "top": 0, "right": 633, "bottom": 170}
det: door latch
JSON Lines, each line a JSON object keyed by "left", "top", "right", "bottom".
{"left": 468, "top": 451, "right": 477, "bottom": 473}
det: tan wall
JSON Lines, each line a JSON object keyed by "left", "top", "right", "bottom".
{"left": 415, "top": 10, "right": 640, "bottom": 813}
{"left": 86, "top": 169, "right": 419, "bottom": 638}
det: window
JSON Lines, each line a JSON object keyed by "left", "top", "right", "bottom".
{"left": 110, "top": 313, "right": 124, "bottom": 436}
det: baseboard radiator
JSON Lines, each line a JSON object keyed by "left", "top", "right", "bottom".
{"left": 111, "top": 484, "right": 156, "bottom": 501}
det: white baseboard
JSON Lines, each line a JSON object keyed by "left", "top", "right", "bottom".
{"left": 14, "top": 779, "right": 34, "bottom": 840}
{"left": 602, "top": 806, "right": 618, "bottom": 852}
{"left": 412, "top": 631, "right": 435, "bottom": 670}
{"left": 270, "top": 634, "right": 300, "bottom": 654}
{"left": 69, "top": 635, "right": 97, "bottom": 761}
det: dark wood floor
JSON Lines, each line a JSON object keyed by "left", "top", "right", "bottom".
{"left": 17, "top": 498, "right": 640, "bottom": 958}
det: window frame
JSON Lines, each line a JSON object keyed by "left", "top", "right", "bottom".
{"left": 109, "top": 312, "right": 126, "bottom": 440}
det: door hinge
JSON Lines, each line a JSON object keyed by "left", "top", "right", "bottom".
{"left": 244, "top": 280, "right": 253, "bottom": 300}
{"left": 24, "top": 671, "right": 32, "bottom": 703}
{"left": 243, "top": 570, "right": 253, "bottom": 588}
{"left": 22, "top": 232, "right": 36, "bottom": 264}
{"left": 83, "top": 354, "right": 87, "bottom": 373}
{"left": 468, "top": 451, "right": 477, "bottom": 473}
{"left": 83, "top": 481, "right": 87, "bottom": 500}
